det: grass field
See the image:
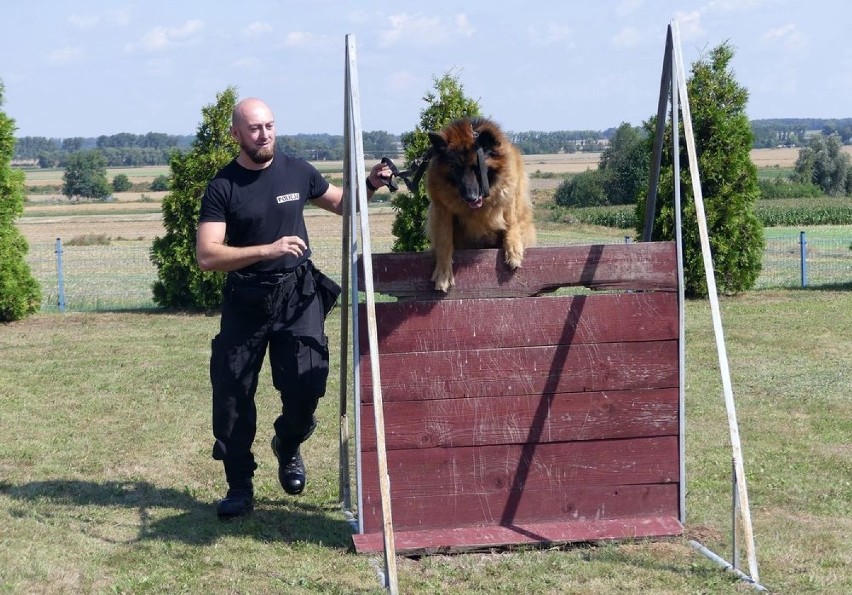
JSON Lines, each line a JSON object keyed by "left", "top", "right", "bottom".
{"left": 0, "top": 291, "right": 850, "bottom": 593}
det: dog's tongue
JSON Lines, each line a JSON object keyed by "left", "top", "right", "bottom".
{"left": 468, "top": 197, "right": 483, "bottom": 209}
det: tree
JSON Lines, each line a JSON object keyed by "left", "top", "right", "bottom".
{"left": 392, "top": 72, "right": 481, "bottom": 252}
{"left": 555, "top": 122, "right": 649, "bottom": 208}
{"left": 150, "top": 86, "right": 239, "bottom": 310}
{"left": 793, "top": 133, "right": 851, "bottom": 196}
{"left": 598, "top": 122, "right": 649, "bottom": 204}
{"left": 112, "top": 173, "right": 132, "bottom": 192}
{"left": 62, "top": 150, "right": 111, "bottom": 199}
{"left": 0, "top": 80, "right": 41, "bottom": 321}
{"left": 636, "top": 42, "right": 764, "bottom": 297}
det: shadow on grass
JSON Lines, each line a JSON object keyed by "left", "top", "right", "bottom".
{"left": 0, "top": 479, "right": 355, "bottom": 550}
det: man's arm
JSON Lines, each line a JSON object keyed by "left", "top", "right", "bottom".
{"left": 195, "top": 221, "right": 307, "bottom": 272}
{"left": 311, "top": 161, "right": 393, "bottom": 216}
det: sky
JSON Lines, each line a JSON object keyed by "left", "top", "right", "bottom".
{"left": 2, "top": 1, "right": 850, "bottom": 139}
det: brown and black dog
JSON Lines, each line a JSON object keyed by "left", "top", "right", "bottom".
{"left": 425, "top": 117, "right": 536, "bottom": 292}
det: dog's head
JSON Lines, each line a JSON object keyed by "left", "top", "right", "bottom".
{"left": 427, "top": 117, "right": 504, "bottom": 209}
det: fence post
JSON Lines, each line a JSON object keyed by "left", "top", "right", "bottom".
{"left": 799, "top": 231, "right": 807, "bottom": 288}
{"left": 55, "top": 237, "right": 66, "bottom": 313}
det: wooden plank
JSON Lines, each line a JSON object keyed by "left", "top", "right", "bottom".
{"left": 360, "top": 483, "right": 679, "bottom": 534}
{"left": 353, "top": 515, "right": 684, "bottom": 555}
{"left": 357, "top": 243, "right": 677, "bottom": 298}
{"left": 360, "top": 388, "right": 679, "bottom": 451}
{"left": 360, "top": 436, "right": 679, "bottom": 533}
{"left": 358, "top": 292, "right": 678, "bottom": 354}
{"left": 363, "top": 436, "right": 679, "bottom": 495}
{"left": 360, "top": 340, "right": 679, "bottom": 402}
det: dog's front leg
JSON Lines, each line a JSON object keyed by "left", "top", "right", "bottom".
{"left": 502, "top": 204, "right": 525, "bottom": 270}
{"left": 427, "top": 202, "right": 455, "bottom": 292}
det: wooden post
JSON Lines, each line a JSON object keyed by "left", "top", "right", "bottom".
{"left": 671, "top": 21, "right": 760, "bottom": 583}
{"left": 343, "top": 34, "right": 399, "bottom": 594}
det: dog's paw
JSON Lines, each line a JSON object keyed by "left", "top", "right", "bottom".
{"left": 431, "top": 266, "right": 455, "bottom": 292}
{"left": 504, "top": 244, "right": 524, "bottom": 270}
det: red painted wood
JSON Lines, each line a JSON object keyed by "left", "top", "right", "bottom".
{"left": 363, "top": 436, "right": 679, "bottom": 495}
{"left": 358, "top": 292, "right": 678, "bottom": 354}
{"left": 360, "top": 388, "right": 679, "bottom": 451}
{"left": 357, "top": 243, "right": 677, "bottom": 298}
{"left": 360, "top": 483, "right": 680, "bottom": 534}
{"left": 352, "top": 243, "right": 683, "bottom": 553}
{"left": 359, "top": 436, "right": 679, "bottom": 533}
{"left": 360, "top": 340, "right": 679, "bottom": 402}
{"left": 353, "top": 515, "right": 684, "bottom": 555}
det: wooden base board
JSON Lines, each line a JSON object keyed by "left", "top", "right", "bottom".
{"left": 352, "top": 515, "right": 683, "bottom": 555}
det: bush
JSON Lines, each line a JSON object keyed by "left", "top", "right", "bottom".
{"left": 150, "top": 174, "right": 169, "bottom": 191}
{"left": 112, "top": 174, "right": 132, "bottom": 192}
{"left": 554, "top": 169, "right": 610, "bottom": 207}
{"left": 758, "top": 178, "right": 823, "bottom": 199}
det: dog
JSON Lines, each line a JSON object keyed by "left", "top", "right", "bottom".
{"left": 425, "top": 117, "right": 536, "bottom": 292}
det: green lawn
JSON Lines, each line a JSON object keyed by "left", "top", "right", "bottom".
{"left": 1, "top": 289, "right": 850, "bottom": 593}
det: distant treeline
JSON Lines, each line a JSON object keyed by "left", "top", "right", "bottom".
{"left": 13, "top": 119, "right": 851, "bottom": 168}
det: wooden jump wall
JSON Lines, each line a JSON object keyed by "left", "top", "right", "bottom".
{"left": 352, "top": 243, "right": 683, "bottom": 554}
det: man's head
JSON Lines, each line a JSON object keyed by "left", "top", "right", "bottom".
{"left": 231, "top": 98, "right": 276, "bottom": 167}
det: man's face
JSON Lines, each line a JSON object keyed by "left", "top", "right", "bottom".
{"left": 232, "top": 109, "right": 276, "bottom": 164}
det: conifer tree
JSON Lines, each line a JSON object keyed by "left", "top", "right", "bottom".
{"left": 150, "top": 87, "right": 239, "bottom": 309}
{"left": 391, "top": 72, "right": 480, "bottom": 252}
{"left": 637, "top": 42, "right": 763, "bottom": 297}
{"left": 0, "top": 80, "right": 41, "bottom": 321}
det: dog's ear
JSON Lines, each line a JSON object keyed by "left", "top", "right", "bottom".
{"left": 428, "top": 131, "right": 448, "bottom": 151}
{"left": 475, "top": 128, "right": 498, "bottom": 153}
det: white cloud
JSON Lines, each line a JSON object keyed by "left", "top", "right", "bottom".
{"left": 527, "top": 23, "right": 572, "bottom": 47}
{"left": 285, "top": 31, "right": 315, "bottom": 47}
{"left": 388, "top": 70, "right": 419, "bottom": 92}
{"left": 69, "top": 8, "right": 131, "bottom": 30}
{"left": 379, "top": 13, "right": 474, "bottom": 47}
{"left": 48, "top": 46, "right": 83, "bottom": 65}
{"left": 230, "top": 57, "right": 263, "bottom": 71}
{"left": 243, "top": 22, "right": 273, "bottom": 38}
{"left": 707, "top": 0, "right": 774, "bottom": 13}
{"left": 673, "top": 10, "right": 704, "bottom": 41}
{"left": 762, "top": 23, "right": 805, "bottom": 51}
{"left": 455, "top": 14, "right": 475, "bottom": 37}
{"left": 616, "top": 0, "right": 644, "bottom": 18}
{"left": 126, "top": 20, "right": 204, "bottom": 53}
{"left": 611, "top": 26, "right": 643, "bottom": 49}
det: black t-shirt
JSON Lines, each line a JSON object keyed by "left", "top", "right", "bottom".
{"left": 199, "top": 152, "right": 330, "bottom": 273}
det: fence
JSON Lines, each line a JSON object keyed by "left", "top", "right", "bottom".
{"left": 23, "top": 232, "right": 852, "bottom": 312}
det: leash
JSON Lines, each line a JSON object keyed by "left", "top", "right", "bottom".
{"left": 379, "top": 150, "right": 432, "bottom": 192}
{"left": 379, "top": 124, "right": 489, "bottom": 197}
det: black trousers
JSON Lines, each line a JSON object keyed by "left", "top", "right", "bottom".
{"left": 209, "top": 261, "right": 337, "bottom": 485}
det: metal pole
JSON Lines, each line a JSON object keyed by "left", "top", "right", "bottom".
{"left": 55, "top": 237, "right": 66, "bottom": 313}
{"left": 732, "top": 458, "right": 740, "bottom": 570}
{"left": 643, "top": 25, "right": 674, "bottom": 242}
{"left": 345, "top": 34, "right": 399, "bottom": 595}
{"left": 799, "top": 231, "right": 808, "bottom": 288}
{"left": 671, "top": 20, "right": 760, "bottom": 582}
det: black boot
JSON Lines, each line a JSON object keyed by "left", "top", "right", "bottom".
{"left": 271, "top": 436, "right": 306, "bottom": 495}
{"left": 217, "top": 472, "right": 254, "bottom": 519}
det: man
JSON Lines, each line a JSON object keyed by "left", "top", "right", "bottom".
{"left": 196, "top": 97, "right": 390, "bottom": 518}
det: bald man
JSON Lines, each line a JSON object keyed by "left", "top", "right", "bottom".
{"left": 197, "top": 98, "right": 389, "bottom": 518}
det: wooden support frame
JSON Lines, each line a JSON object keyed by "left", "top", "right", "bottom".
{"left": 340, "top": 19, "right": 763, "bottom": 591}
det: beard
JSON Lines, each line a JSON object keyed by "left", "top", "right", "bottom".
{"left": 244, "top": 143, "right": 275, "bottom": 164}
